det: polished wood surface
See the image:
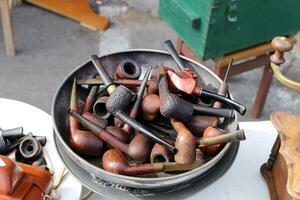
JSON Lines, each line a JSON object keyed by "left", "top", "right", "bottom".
{"left": 261, "top": 112, "right": 300, "bottom": 200}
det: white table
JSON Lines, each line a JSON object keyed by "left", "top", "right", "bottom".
{"left": 0, "top": 98, "right": 275, "bottom": 200}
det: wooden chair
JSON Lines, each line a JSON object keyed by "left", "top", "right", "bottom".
{"left": 176, "top": 38, "right": 294, "bottom": 118}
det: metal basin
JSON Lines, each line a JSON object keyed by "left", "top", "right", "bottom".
{"left": 52, "top": 50, "right": 238, "bottom": 189}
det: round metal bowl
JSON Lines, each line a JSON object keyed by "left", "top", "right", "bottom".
{"left": 52, "top": 50, "right": 238, "bottom": 189}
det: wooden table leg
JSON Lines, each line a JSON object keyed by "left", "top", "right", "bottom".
{"left": 251, "top": 62, "right": 273, "bottom": 118}
{"left": 0, "top": 0, "right": 15, "bottom": 56}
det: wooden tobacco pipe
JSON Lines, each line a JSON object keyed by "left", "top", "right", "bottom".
{"left": 186, "top": 60, "right": 234, "bottom": 136}
{"left": 150, "top": 143, "right": 174, "bottom": 163}
{"left": 141, "top": 94, "right": 160, "bottom": 121}
{"left": 197, "top": 126, "right": 246, "bottom": 155}
{"left": 93, "top": 96, "right": 111, "bottom": 119}
{"left": 90, "top": 55, "right": 176, "bottom": 153}
{"left": 102, "top": 149, "right": 200, "bottom": 175}
{"left": 165, "top": 69, "right": 246, "bottom": 115}
{"left": 69, "top": 79, "right": 104, "bottom": 156}
{"left": 82, "top": 84, "right": 98, "bottom": 113}
{"left": 159, "top": 76, "right": 234, "bottom": 122}
{"left": 115, "top": 59, "right": 142, "bottom": 79}
{"left": 68, "top": 110, "right": 152, "bottom": 162}
{"left": 77, "top": 77, "right": 158, "bottom": 94}
{"left": 171, "top": 119, "right": 196, "bottom": 164}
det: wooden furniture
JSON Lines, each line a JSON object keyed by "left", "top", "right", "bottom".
{"left": 25, "top": 0, "right": 109, "bottom": 31}
{"left": 0, "top": 0, "right": 15, "bottom": 56}
{"left": 177, "top": 38, "right": 275, "bottom": 118}
{"left": 261, "top": 112, "right": 300, "bottom": 200}
{"left": 159, "top": 0, "right": 300, "bottom": 60}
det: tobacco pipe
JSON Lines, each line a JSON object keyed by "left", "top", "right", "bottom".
{"left": 69, "top": 79, "right": 104, "bottom": 156}
{"left": 150, "top": 143, "right": 174, "bottom": 163}
{"left": 141, "top": 94, "right": 160, "bottom": 121}
{"left": 115, "top": 59, "right": 142, "bottom": 79}
{"left": 170, "top": 118, "right": 196, "bottom": 164}
{"left": 159, "top": 76, "right": 234, "bottom": 122}
{"left": 68, "top": 110, "right": 152, "bottom": 162}
{"left": 166, "top": 69, "right": 246, "bottom": 115}
{"left": 82, "top": 112, "right": 108, "bottom": 128}
{"left": 18, "top": 134, "right": 42, "bottom": 160}
{"left": 82, "top": 85, "right": 98, "bottom": 113}
{"left": 198, "top": 126, "right": 245, "bottom": 155}
{"left": 102, "top": 149, "right": 200, "bottom": 175}
{"left": 90, "top": 55, "right": 176, "bottom": 153}
{"left": 122, "top": 66, "right": 153, "bottom": 134}
{"left": 0, "top": 127, "right": 23, "bottom": 153}
{"left": 186, "top": 60, "right": 234, "bottom": 136}
{"left": 77, "top": 78, "right": 158, "bottom": 94}
{"left": 93, "top": 96, "right": 111, "bottom": 119}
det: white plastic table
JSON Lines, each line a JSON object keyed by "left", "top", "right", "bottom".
{"left": 0, "top": 98, "right": 275, "bottom": 200}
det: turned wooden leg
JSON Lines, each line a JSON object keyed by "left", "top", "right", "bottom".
{"left": 251, "top": 62, "right": 273, "bottom": 118}
{"left": 0, "top": 0, "right": 15, "bottom": 56}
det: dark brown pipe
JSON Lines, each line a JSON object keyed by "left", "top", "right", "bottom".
{"left": 68, "top": 110, "right": 152, "bottom": 162}
{"left": 171, "top": 118, "right": 196, "bottom": 164}
{"left": 198, "top": 126, "right": 245, "bottom": 155}
{"left": 93, "top": 96, "right": 111, "bottom": 119}
{"left": 166, "top": 69, "right": 246, "bottom": 115}
{"left": 141, "top": 94, "right": 160, "bottom": 121}
{"left": 150, "top": 143, "right": 174, "bottom": 163}
{"left": 102, "top": 149, "right": 200, "bottom": 175}
{"left": 82, "top": 85, "right": 98, "bottom": 113}
{"left": 77, "top": 78, "right": 158, "bottom": 94}
{"left": 159, "top": 76, "right": 234, "bottom": 122}
{"left": 115, "top": 59, "right": 142, "bottom": 79}
{"left": 186, "top": 115, "right": 218, "bottom": 137}
{"left": 69, "top": 79, "right": 104, "bottom": 156}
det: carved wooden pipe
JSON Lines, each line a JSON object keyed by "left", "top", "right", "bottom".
{"left": 82, "top": 85, "right": 98, "bottom": 113}
{"left": 159, "top": 76, "right": 234, "bottom": 122}
{"left": 68, "top": 110, "right": 152, "bottom": 162}
{"left": 115, "top": 59, "right": 142, "bottom": 79}
{"left": 69, "top": 79, "right": 104, "bottom": 156}
{"left": 77, "top": 78, "right": 158, "bottom": 94}
{"left": 93, "top": 96, "right": 111, "bottom": 119}
{"left": 186, "top": 60, "right": 233, "bottom": 136}
{"left": 165, "top": 69, "right": 246, "bottom": 115}
{"left": 90, "top": 55, "right": 176, "bottom": 153}
{"left": 198, "top": 126, "right": 245, "bottom": 155}
{"left": 150, "top": 143, "right": 174, "bottom": 163}
{"left": 141, "top": 94, "right": 160, "bottom": 121}
{"left": 171, "top": 118, "right": 196, "bottom": 164}
{"left": 102, "top": 149, "right": 200, "bottom": 175}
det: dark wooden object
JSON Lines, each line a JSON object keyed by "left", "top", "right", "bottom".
{"left": 261, "top": 112, "right": 300, "bottom": 200}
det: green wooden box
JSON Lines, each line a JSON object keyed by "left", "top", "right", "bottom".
{"left": 159, "top": 0, "right": 300, "bottom": 60}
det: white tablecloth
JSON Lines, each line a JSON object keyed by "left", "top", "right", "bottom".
{"left": 0, "top": 98, "right": 276, "bottom": 200}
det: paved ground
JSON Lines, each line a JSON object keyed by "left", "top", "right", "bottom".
{"left": 0, "top": 1, "right": 300, "bottom": 121}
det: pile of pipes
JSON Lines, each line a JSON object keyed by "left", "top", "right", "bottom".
{"left": 0, "top": 126, "right": 51, "bottom": 171}
{"left": 68, "top": 41, "right": 246, "bottom": 176}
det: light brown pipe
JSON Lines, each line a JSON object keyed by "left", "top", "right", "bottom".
{"left": 198, "top": 126, "right": 245, "bottom": 155}
{"left": 102, "top": 149, "right": 200, "bottom": 175}
{"left": 69, "top": 79, "right": 104, "bottom": 156}
{"left": 141, "top": 94, "right": 160, "bottom": 121}
{"left": 77, "top": 78, "right": 158, "bottom": 94}
{"left": 170, "top": 118, "right": 196, "bottom": 164}
{"left": 150, "top": 143, "right": 174, "bottom": 163}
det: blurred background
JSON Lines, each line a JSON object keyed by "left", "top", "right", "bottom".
{"left": 0, "top": 0, "right": 300, "bottom": 121}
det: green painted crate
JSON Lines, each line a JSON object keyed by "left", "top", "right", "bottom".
{"left": 159, "top": 0, "right": 300, "bottom": 60}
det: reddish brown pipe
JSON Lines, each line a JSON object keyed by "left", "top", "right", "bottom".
{"left": 102, "top": 149, "right": 200, "bottom": 175}
{"left": 68, "top": 110, "right": 152, "bottom": 163}
{"left": 150, "top": 143, "right": 174, "bottom": 163}
{"left": 82, "top": 85, "right": 98, "bottom": 113}
{"left": 115, "top": 59, "right": 141, "bottom": 79}
{"left": 77, "top": 78, "right": 158, "bottom": 94}
{"left": 69, "top": 79, "right": 104, "bottom": 156}
{"left": 170, "top": 118, "right": 196, "bottom": 164}
{"left": 141, "top": 94, "right": 160, "bottom": 121}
